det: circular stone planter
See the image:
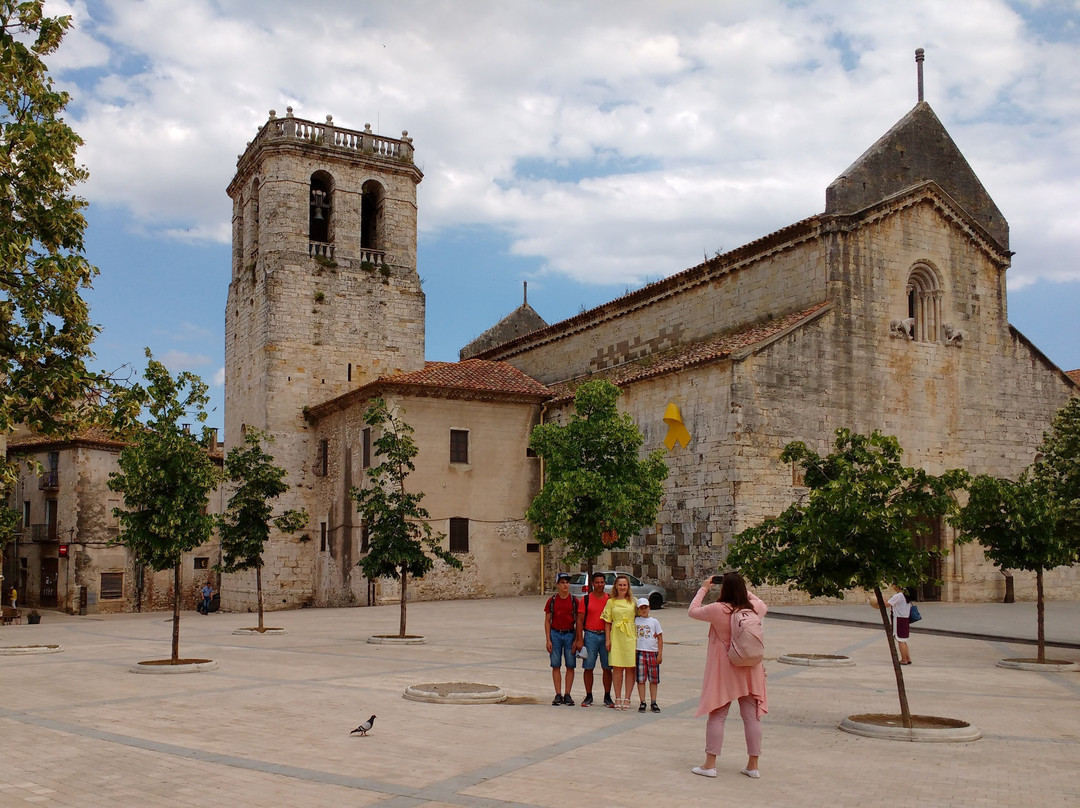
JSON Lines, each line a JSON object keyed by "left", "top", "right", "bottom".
{"left": 367, "top": 635, "right": 428, "bottom": 645}
{"left": 839, "top": 713, "right": 981, "bottom": 743}
{"left": 778, "top": 653, "right": 855, "bottom": 667}
{"left": 997, "top": 658, "right": 1078, "bottom": 672}
{"left": 403, "top": 682, "right": 507, "bottom": 704}
{"left": 232, "top": 627, "right": 288, "bottom": 635}
{"left": 129, "top": 659, "right": 218, "bottom": 674}
{"left": 0, "top": 644, "right": 62, "bottom": 655}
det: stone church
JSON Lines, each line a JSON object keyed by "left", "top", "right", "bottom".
{"left": 218, "top": 87, "right": 1077, "bottom": 612}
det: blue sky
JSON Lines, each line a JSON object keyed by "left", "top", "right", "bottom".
{"left": 46, "top": 0, "right": 1080, "bottom": 434}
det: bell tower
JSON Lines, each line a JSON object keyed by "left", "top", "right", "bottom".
{"left": 224, "top": 108, "right": 425, "bottom": 608}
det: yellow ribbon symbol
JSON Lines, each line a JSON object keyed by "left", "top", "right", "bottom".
{"left": 663, "top": 403, "right": 691, "bottom": 450}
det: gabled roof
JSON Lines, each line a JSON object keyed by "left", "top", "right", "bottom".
{"left": 826, "top": 102, "right": 1008, "bottom": 251}
{"left": 545, "top": 302, "right": 831, "bottom": 403}
{"left": 6, "top": 426, "right": 127, "bottom": 453}
{"left": 305, "top": 359, "right": 552, "bottom": 420}
{"left": 460, "top": 302, "right": 549, "bottom": 360}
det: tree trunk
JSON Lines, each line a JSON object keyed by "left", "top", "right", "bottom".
{"left": 171, "top": 563, "right": 181, "bottom": 662}
{"left": 873, "top": 585, "right": 912, "bottom": 728}
{"left": 399, "top": 568, "right": 408, "bottom": 637}
{"left": 1036, "top": 568, "right": 1045, "bottom": 663}
{"left": 256, "top": 564, "right": 265, "bottom": 632}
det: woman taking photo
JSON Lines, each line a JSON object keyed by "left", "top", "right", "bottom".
{"left": 601, "top": 574, "right": 638, "bottom": 710}
{"left": 688, "top": 571, "right": 768, "bottom": 779}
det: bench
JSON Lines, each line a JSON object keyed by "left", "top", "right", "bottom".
{"left": 1, "top": 606, "right": 21, "bottom": 625}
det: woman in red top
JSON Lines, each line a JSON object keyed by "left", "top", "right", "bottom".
{"left": 688, "top": 571, "right": 768, "bottom": 779}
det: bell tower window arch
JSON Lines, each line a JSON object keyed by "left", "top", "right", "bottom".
{"left": 309, "top": 171, "right": 333, "bottom": 246}
{"left": 906, "top": 262, "right": 942, "bottom": 343}
{"left": 360, "top": 179, "right": 384, "bottom": 261}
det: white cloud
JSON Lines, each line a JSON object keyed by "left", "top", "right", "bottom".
{"left": 212, "top": 367, "right": 225, "bottom": 387}
{"left": 158, "top": 350, "right": 211, "bottom": 373}
{"left": 51, "top": 0, "right": 1080, "bottom": 293}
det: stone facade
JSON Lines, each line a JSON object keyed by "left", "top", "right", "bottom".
{"left": 223, "top": 110, "right": 426, "bottom": 611}
{"left": 3, "top": 429, "right": 224, "bottom": 613}
{"left": 476, "top": 103, "right": 1078, "bottom": 604}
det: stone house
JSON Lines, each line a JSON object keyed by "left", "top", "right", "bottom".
{"left": 3, "top": 427, "right": 225, "bottom": 614}
{"left": 469, "top": 101, "right": 1079, "bottom": 604}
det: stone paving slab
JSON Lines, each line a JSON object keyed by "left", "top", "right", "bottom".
{"left": 1, "top": 598, "right": 1078, "bottom": 807}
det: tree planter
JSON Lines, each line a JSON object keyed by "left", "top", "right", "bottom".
{"left": 839, "top": 713, "right": 981, "bottom": 742}
{"left": 27, "top": 614, "right": 41, "bottom": 625}
{"left": 778, "top": 653, "right": 855, "bottom": 667}
{"left": 232, "top": 627, "right": 288, "bottom": 635}
{"left": 130, "top": 659, "right": 218, "bottom": 674}
{"left": 367, "top": 634, "right": 427, "bottom": 645}
{"left": 403, "top": 682, "right": 506, "bottom": 704}
{"left": 997, "top": 658, "right": 1078, "bottom": 672}
{"left": 0, "top": 644, "right": 62, "bottom": 655}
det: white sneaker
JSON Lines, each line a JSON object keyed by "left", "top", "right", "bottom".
{"left": 692, "top": 766, "right": 717, "bottom": 778}
{"left": 740, "top": 768, "right": 760, "bottom": 779}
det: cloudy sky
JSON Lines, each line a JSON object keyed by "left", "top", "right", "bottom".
{"left": 44, "top": 0, "right": 1080, "bottom": 432}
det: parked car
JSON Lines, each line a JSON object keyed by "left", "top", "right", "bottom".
{"left": 565, "top": 571, "right": 666, "bottom": 609}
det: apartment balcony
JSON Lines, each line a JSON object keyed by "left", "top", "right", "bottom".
{"left": 29, "top": 523, "right": 58, "bottom": 542}
{"left": 38, "top": 471, "right": 59, "bottom": 491}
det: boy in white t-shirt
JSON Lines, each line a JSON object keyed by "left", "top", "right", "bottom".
{"left": 634, "top": 598, "right": 663, "bottom": 713}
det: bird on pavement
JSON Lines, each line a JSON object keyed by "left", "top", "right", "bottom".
{"left": 350, "top": 715, "right": 376, "bottom": 736}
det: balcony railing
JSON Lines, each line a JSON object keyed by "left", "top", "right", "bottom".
{"left": 38, "top": 470, "right": 59, "bottom": 490}
{"left": 29, "top": 523, "right": 58, "bottom": 542}
{"left": 309, "top": 241, "right": 334, "bottom": 259}
{"left": 254, "top": 108, "right": 415, "bottom": 164}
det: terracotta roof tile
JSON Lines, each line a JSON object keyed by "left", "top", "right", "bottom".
{"left": 1067, "top": 369, "right": 1080, "bottom": 386}
{"left": 547, "top": 302, "right": 831, "bottom": 402}
{"left": 378, "top": 359, "right": 552, "bottom": 396}
{"left": 6, "top": 426, "right": 127, "bottom": 451}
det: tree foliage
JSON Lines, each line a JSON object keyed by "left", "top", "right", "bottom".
{"left": 953, "top": 399, "right": 1080, "bottom": 662}
{"left": 728, "top": 429, "right": 968, "bottom": 725}
{"left": 1, "top": 2, "right": 100, "bottom": 466}
{"left": 218, "top": 427, "right": 307, "bottom": 631}
{"left": 351, "top": 398, "right": 461, "bottom": 636}
{"left": 526, "top": 380, "right": 668, "bottom": 566}
{"left": 108, "top": 351, "right": 219, "bottom": 661}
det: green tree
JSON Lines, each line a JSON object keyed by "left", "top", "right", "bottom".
{"left": 108, "top": 351, "right": 219, "bottom": 662}
{"left": 526, "top": 380, "right": 668, "bottom": 571}
{"left": 952, "top": 472, "right": 1071, "bottom": 662}
{"left": 727, "top": 429, "right": 968, "bottom": 728}
{"left": 218, "top": 428, "right": 306, "bottom": 631}
{"left": 1, "top": 1, "right": 101, "bottom": 487}
{"left": 953, "top": 399, "right": 1080, "bottom": 663}
{"left": 351, "top": 398, "right": 461, "bottom": 637}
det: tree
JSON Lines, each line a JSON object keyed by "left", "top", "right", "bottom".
{"left": 727, "top": 429, "right": 968, "bottom": 728}
{"left": 1, "top": 2, "right": 101, "bottom": 489}
{"left": 108, "top": 351, "right": 219, "bottom": 662}
{"left": 218, "top": 428, "right": 307, "bottom": 631}
{"left": 953, "top": 399, "right": 1080, "bottom": 663}
{"left": 953, "top": 472, "right": 1072, "bottom": 662}
{"left": 351, "top": 398, "right": 461, "bottom": 637}
{"left": 526, "top": 380, "right": 668, "bottom": 570}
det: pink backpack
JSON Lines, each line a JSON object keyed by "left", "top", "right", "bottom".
{"left": 727, "top": 608, "right": 764, "bottom": 667}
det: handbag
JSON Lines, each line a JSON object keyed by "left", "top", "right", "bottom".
{"left": 908, "top": 603, "right": 922, "bottom": 623}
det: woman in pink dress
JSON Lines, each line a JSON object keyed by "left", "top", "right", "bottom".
{"left": 688, "top": 571, "right": 767, "bottom": 779}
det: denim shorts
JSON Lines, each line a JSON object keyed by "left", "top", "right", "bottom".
{"left": 582, "top": 629, "right": 610, "bottom": 670}
{"left": 549, "top": 629, "right": 577, "bottom": 668}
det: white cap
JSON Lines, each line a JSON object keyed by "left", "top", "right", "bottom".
{"left": 636, "top": 597, "right": 650, "bottom": 608}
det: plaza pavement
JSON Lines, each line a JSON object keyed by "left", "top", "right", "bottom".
{"left": 1, "top": 596, "right": 1078, "bottom": 808}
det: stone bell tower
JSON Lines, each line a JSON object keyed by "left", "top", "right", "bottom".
{"left": 224, "top": 108, "right": 425, "bottom": 609}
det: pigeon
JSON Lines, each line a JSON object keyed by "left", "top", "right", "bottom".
{"left": 350, "top": 715, "right": 376, "bottom": 736}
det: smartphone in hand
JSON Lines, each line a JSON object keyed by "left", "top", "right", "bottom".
{"left": 711, "top": 575, "right": 724, "bottom": 585}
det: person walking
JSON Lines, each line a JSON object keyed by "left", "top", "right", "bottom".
{"left": 600, "top": 574, "right": 638, "bottom": 710}
{"left": 544, "top": 572, "right": 579, "bottom": 705}
{"left": 575, "top": 571, "right": 614, "bottom": 707}
{"left": 688, "top": 571, "right": 768, "bottom": 779}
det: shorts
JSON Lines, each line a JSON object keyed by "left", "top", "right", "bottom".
{"left": 635, "top": 650, "right": 660, "bottom": 684}
{"left": 582, "top": 629, "right": 610, "bottom": 670}
{"left": 549, "top": 629, "right": 577, "bottom": 668}
{"left": 893, "top": 616, "right": 910, "bottom": 641}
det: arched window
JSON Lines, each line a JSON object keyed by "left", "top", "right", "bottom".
{"left": 360, "top": 179, "right": 384, "bottom": 254}
{"left": 906, "top": 263, "right": 941, "bottom": 343}
{"left": 249, "top": 178, "right": 260, "bottom": 259}
{"left": 309, "top": 171, "right": 333, "bottom": 245}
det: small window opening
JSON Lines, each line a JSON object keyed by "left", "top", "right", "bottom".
{"left": 450, "top": 429, "right": 469, "bottom": 464}
{"left": 309, "top": 173, "right": 332, "bottom": 243}
{"left": 194, "top": 557, "right": 209, "bottom": 570}
{"left": 362, "top": 428, "right": 372, "bottom": 469}
{"left": 449, "top": 518, "right": 469, "bottom": 553}
{"left": 360, "top": 180, "right": 384, "bottom": 252}
{"left": 320, "top": 522, "right": 328, "bottom": 553}
{"left": 905, "top": 263, "right": 942, "bottom": 343}
{"left": 100, "top": 572, "right": 123, "bottom": 600}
